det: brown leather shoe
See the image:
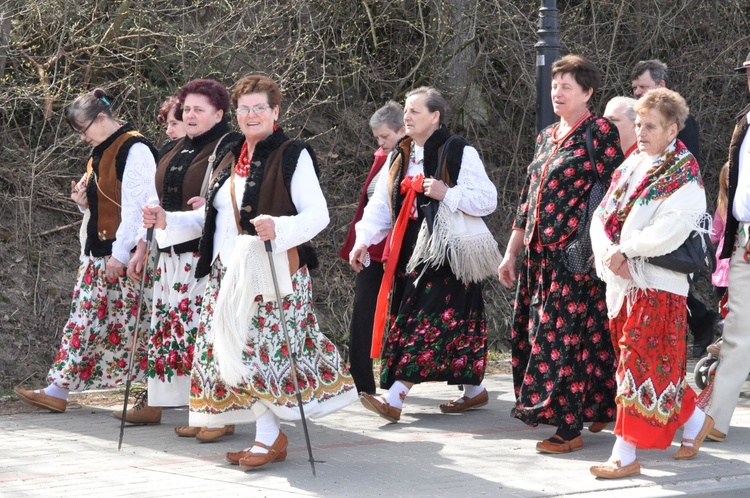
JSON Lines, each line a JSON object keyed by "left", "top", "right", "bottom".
{"left": 706, "top": 428, "right": 726, "bottom": 442}
{"left": 674, "top": 415, "right": 715, "bottom": 460}
{"left": 238, "top": 432, "right": 289, "bottom": 470}
{"left": 536, "top": 434, "right": 583, "bottom": 454}
{"left": 175, "top": 426, "right": 202, "bottom": 437}
{"left": 196, "top": 425, "right": 235, "bottom": 443}
{"left": 226, "top": 448, "right": 253, "bottom": 465}
{"left": 589, "top": 422, "right": 610, "bottom": 433}
{"left": 111, "top": 391, "right": 162, "bottom": 425}
{"left": 360, "top": 393, "right": 401, "bottom": 423}
{"left": 590, "top": 460, "right": 641, "bottom": 479}
{"left": 439, "top": 389, "right": 489, "bottom": 413}
{"left": 14, "top": 387, "right": 66, "bottom": 413}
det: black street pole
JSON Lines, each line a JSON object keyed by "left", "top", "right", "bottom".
{"left": 535, "top": 0, "right": 560, "bottom": 133}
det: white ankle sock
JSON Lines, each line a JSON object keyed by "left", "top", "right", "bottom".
{"left": 383, "top": 381, "right": 410, "bottom": 409}
{"left": 448, "top": 384, "right": 484, "bottom": 404}
{"left": 251, "top": 410, "right": 281, "bottom": 454}
{"left": 462, "top": 384, "right": 484, "bottom": 399}
{"left": 682, "top": 407, "right": 707, "bottom": 446}
{"left": 610, "top": 436, "right": 636, "bottom": 467}
{"left": 43, "top": 384, "right": 69, "bottom": 400}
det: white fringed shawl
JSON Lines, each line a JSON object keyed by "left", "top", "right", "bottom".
{"left": 590, "top": 140, "right": 707, "bottom": 318}
{"left": 406, "top": 201, "right": 502, "bottom": 283}
{"left": 211, "top": 235, "right": 293, "bottom": 387}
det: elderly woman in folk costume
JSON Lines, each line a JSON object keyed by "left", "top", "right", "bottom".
{"left": 338, "top": 101, "right": 404, "bottom": 395}
{"left": 143, "top": 74, "right": 356, "bottom": 470}
{"left": 603, "top": 96, "right": 638, "bottom": 159}
{"left": 113, "top": 80, "right": 242, "bottom": 442}
{"left": 588, "top": 88, "right": 713, "bottom": 479}
{"left": 350, "top": 86, "right": 500, "bottom": 423}
{"left": 14, "top": 88, "right": 158, "bottom": 412}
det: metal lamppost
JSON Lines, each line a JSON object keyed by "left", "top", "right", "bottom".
{"left": 535, "top": 0, "right": 560, "bottom": 133}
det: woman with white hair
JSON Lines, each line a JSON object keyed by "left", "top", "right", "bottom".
{"left": 589, "top": 88, "right": 713, "bottom": 478}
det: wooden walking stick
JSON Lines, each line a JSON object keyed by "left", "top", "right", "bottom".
{"left": 264, "top": 240, "right": 317, "bottom": 477}
{"left": 118, "top": 227, "right": 154, "bottom": 450}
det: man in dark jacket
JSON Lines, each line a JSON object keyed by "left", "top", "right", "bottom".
{"left": 631, "top": 59, "right": 701, "bottom": 163}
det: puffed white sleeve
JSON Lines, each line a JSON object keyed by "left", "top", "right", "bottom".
{"left": 272, "top": 149, "right": 329, "bottom": 252}
{"left": 441, "top": 146, "right": 497, "bottom": 216}
{"left": 112, "top": 143, "right": 159, "bottom": 265}
{"left": 155, "top": 210, "right": 205, "bottom": 248}
{"left": 354, "top": 153, "right": 393, "bottom": 247}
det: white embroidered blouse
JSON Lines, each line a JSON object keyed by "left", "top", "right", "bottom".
{"left": 156, "top": 149, "right": 328, "bottom": 264}
{"left": 354, "top": 144, "right": 497, "bottom": 247}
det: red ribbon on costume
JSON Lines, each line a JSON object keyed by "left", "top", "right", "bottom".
{"left": 370, "top": 173, "right": 424, "bottom": 358}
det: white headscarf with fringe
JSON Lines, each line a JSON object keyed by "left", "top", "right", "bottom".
{"left": 406, "top": 201, "right": 502, "bottom": 283}
{"left": 590, "top": 139, "right": 707, "bottom": 318}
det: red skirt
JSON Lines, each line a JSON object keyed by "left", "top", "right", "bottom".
{"left": 610, "top": 289, "right": 696, "bottom": 450}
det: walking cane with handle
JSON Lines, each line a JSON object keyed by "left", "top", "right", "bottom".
{"left": 264, "top": 240, "right": 317, "bottom": 477}
{"left": 118, "top": 227, "right": 154, "bottom": 451}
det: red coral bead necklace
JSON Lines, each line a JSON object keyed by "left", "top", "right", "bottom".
{"left": 235, "top": 142, "right": 251, "bottom": 178}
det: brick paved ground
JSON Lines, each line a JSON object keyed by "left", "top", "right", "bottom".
{"left": 2, "top": 371, "right": 749, "bottom": 497}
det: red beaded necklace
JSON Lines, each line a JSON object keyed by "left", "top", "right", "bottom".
{"left": 235, "top": 142, "right": 251, "bottom": 177}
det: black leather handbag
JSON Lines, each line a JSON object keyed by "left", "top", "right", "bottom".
{"left": 648, "top": 216, "right": 715, "bottom": 279}
{"left": 562, "top": 122, "right": 606, "bottom": 277}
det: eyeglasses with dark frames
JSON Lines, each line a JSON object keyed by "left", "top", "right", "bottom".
{"left": 74, "top": 116, "right": 98, "bottom": 135}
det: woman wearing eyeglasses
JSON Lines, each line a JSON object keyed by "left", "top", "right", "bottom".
{"left": 14, "top": 88, "right": 159, "bottom": 413}
{"left": 142, "top": 74, "right": 357, "bottom": 470}
{"left": 112, "top": 79, "right": 242, "bottom": 442}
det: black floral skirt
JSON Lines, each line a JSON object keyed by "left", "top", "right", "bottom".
{"left": 380, "top": 261, "right": 487, "bottom": 389}
{"left": 511, "top": 241, "right": 617, "bottom": 432}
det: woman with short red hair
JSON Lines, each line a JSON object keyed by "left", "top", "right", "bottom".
{"left": 113, "top": 79, "right": 242, "bottom": 442}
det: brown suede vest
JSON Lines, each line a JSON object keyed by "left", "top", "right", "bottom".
{"left": 86, "top": 131, "right": 144, "bottom": 241}
{"left": 256, "top": 142, "right": 300, "bottom": 273}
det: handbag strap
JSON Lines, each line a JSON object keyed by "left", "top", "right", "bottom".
{"left": 201, "top": 133, "right": 230, "bottom": 198}
{"left": 229, "top": 161, "right": 243, "bottom": 234}
{"left": 585, "top": 122, "right": 601, "bottom": 183}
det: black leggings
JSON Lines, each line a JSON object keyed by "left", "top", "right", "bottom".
{"left": 347, "top": 262, "right": 384, "bottom": 395}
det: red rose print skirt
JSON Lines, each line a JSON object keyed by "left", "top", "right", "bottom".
{"left": 379, "top": 261, "right": 488, "bottom": 390}
{"left": 511, "top": 241, "right": 617, "bottom": 432}
{"left": 47, "top": 255, "right": 149, "bottom": 391}
{"left": 145, "top": 250, "right": 205, "bottom": 406}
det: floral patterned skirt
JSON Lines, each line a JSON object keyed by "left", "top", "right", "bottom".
{"left": 611, "top": 289, "right": 696, "bottom": 450}
{"left": 511, "top": 241, "right": 617, "bottom": 432}
{"left": 188, "top": 260, "right": 357, "bottom": 427}
{"left": 47, "top": 255, "right": 149, "bottom": 391}
{"left": 145, "top": 250, "right": 204, "bottom": 406}
{"left": 379, "top": 262, "right": 488, "bottom": 389}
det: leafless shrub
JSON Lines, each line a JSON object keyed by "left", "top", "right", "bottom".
{"left": 1, "top": 0, "right": 748, "bottom": 387}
